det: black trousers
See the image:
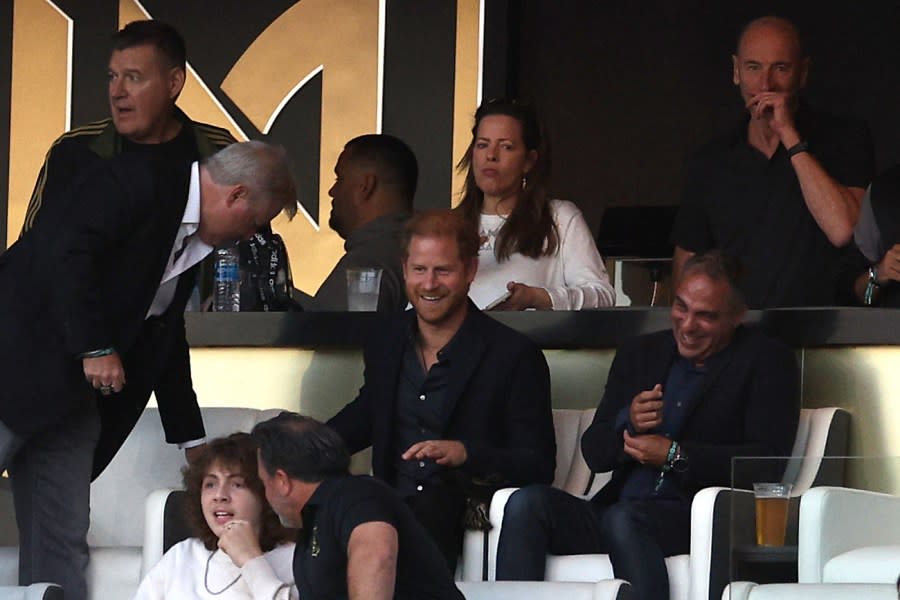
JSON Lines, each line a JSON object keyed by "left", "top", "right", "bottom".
{"left": 404, "top": 484, "right": 467, "bottom": 573}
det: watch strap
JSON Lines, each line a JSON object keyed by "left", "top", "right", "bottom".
{"left": 786, "top": 140, "right": 809, "bottom": 158}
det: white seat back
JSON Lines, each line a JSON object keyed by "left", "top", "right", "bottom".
{"left": 457, "top": 579, "right": 632, "bottom": 600}
{"left": 724, "top": 582, "right": 897, "bottom": 600}
{"left": 783, "top": 407, "right": 843, "bottom": 495}
{"left": 567, "top": 408, "right": 613, "bottom": 498}
{"left": 0, "top": 584, "right": 62, "bottom": 600}
{"left": 798, "top": 486, "right": 900, "bottom": 584}
{"left": 88, "top": 407, "right": 282, "bottom": 547}
{"left": 551, "top": 409, "right": 588, "bottom": 491}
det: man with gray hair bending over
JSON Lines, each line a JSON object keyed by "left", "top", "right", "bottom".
{"left": 495, "top": 251, "right": 800, "bottom": 600}
{"left": 0, "top": 141, "right": 297, "bottom": 600}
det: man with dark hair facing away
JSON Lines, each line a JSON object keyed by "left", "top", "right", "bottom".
{"left": 252, "top": 412, "right": 463, "bottom": 600}
{"left": 302, "top": 133, "right": 418, "bottom": 311}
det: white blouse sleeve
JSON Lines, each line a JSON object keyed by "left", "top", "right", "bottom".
{"left": 545, "top": 201, "right": 616, "bottom": 309}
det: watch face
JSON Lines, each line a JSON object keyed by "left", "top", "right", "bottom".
{"left": 672, "top": 456, "right": 688, "bottom": 473}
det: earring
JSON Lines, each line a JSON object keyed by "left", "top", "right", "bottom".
{"left": 521, "top": 176, "right": 527, "bottom": 190}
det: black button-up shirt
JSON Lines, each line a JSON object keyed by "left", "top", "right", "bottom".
{"left": 392, "top": 322, "right": 461, "bottom": 496}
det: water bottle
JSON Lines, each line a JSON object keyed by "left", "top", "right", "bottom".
{"left": 213, "top": 246, "right": 241, "bottom": 312}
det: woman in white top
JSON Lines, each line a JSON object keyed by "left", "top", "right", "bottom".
{"left": 135, "top": 433, "right": 298, "bottom": 599}
{"left": 457, "top": 98, "right": 615, "bottom": 310}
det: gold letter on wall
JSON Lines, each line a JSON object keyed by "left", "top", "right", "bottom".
{"left": 222, "top": 0, "right": 382, "bottom": 293}
{"left": 7, "top": 0, "right": 71, "bottom": 243}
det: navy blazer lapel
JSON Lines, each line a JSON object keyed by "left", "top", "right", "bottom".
{"left": 682, "top": 328, "right": 744, "bottom": 420}
{"left": 374, "top": 314, "right": 414, "bottom": 468}
{"left": 442, "top": 311, "right": 489, "bottom": 423}
{"left": 124, "top": 158, "right": 193, "bottom": 329}
{"left": 149, "top": 163, "right": 193, "bottom": 297}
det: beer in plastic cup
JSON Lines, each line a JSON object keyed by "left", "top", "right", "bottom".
{"left": 753, "top": 482, "right": 792, "bottom": 546}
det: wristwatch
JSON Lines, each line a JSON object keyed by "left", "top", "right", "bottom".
{"left": 670, "top": 443, "right": 689, "bottom": 473}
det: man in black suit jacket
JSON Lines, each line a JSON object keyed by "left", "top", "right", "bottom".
{"left": 0, "top": 141, "right": 297, "bottom": 600}
{"left": 327, "top": 209, "right": 556, "bottom": 571}
{"left": 495, "top": 251, "right": 800, "bottom": 600}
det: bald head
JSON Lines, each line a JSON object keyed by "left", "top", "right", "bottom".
{"left": 736, "top": 16, "right": 804, "bottom": 59}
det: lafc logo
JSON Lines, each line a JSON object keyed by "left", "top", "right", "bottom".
{"left": 5, "top": 0, "right": 482, "bottom": 292}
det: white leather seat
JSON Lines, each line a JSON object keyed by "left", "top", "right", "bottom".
{"left": 460, "top": 408, "right": 610, "bottom": 581}
{"left": 545, "top": 554, "right": 689, "bottom": 594}
{"left": 0, "top": 407, "right": 284, "bottom": 600}
{"left": 456, "top": 579, "right": 634, "bottom": 600}
{"left": 723, "top": 581, "right": 897, "bottom": 600}
{"left": 798, "top": 486, "right": 900, "bottom": 584}
{"left": 460, "top": 410, "right": 609, "bottom": 579}
{"left": 0, "top": 585, "right": 62, "bottom": 600}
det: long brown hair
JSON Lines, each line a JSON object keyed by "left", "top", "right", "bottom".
{"left": 456, "top": 98, "right": 558, "bottom": 260}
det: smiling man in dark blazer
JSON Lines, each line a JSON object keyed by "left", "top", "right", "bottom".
{"left": 495, "top": 251, "right": 800, "bottom": 600}
{"left": 0, "top": 141, "right": 296, "bottom": 600}
{"left": 327, "top": 209, "right": 556, "bottom": 572}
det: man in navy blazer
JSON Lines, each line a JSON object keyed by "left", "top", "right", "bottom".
{"left": 327, "top": 209, "right": 556, "bottom": 571}
{"left": 0, "top": 141, "right": 297, "bottom": 599}
{"left": 495, "top": 251, "right": 800, "bottom": 600}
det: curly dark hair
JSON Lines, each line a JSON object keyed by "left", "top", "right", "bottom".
{"left": 456, "top": 97, "right": 558, "bottom": 261}
{"left": 182, "top": 433, "right": 293, "bottom": 552}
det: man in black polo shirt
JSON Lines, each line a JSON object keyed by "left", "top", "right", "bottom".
{"left": 672, "top": 16, "right": 873, "bottom": 307}
{"left": 252, "top": 412, "right": 464, "bottom": 600}
{"left": 326, "top": 209, "right": 556, "bottom": 572}
{"left": 496, "top": 252, "right": 799, "bottom": 600}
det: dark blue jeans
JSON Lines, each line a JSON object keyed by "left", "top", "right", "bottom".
{"left": 495, "top": 485, "right": 691, "bottom": 600}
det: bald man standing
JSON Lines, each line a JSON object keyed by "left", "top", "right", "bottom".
{"left": 672, "top": 16, "right": 874, "bottom": 307}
